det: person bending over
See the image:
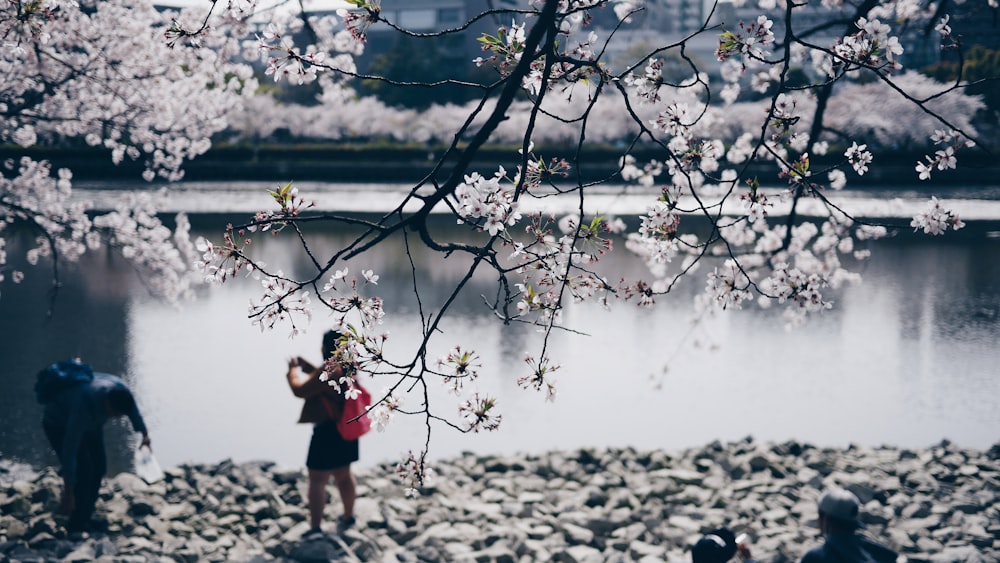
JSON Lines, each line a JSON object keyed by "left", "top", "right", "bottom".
{"left": 42, "top": 368, "right": 150, "bottom": 534}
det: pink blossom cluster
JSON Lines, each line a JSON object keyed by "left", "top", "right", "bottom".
{"left": 457, "top": 393, "right": 502, "bottom": 433}
{"left": 910, "top": 197, "right": 965, "bottom": 235}
{"left": 436, "top": 346, "right": 482, "bottom": 395}
{"left": 338, "top": 0, "right": 381, "bottom": 43}
{"left": 832, "top": 17, "right": 904, "bottom": 72}
{"left": 715, "top": 16, "right": 776, "bottom": 69}
{"left": 453, "top": 169, "right": 523, "bottom": 236}
{"left": 915, "top": 130, "right": 976, "bottom": 181}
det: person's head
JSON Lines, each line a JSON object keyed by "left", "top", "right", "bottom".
{"left": 692, "top": 528, "right": 738, "bottom": 563}
{"left": 106, "top": 387, "right": 137, "bottom": 417}
{"left": 322, "top": 330, "right": 343, "bottom": 361}
{"left": 817, "top": 487, "right": 862, "bottom": 535}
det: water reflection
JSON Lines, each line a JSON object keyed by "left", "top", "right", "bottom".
{"left": 1, "top": 216, "right": 998, "bottom": 476}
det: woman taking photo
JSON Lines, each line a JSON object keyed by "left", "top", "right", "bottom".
{"left": 286, "top": 330, "right": 358, "bottom": 538}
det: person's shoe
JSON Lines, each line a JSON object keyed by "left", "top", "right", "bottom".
{"left": 88, "top": 516, "right": 109, "bottom": 534}
{"left": 302, "top": 527, "right": 325, "bottom": 541}
{"left": 337, "top": 515, "right": 356, "bottom": 531}
{"left": 67, "top": 530, "right": 90, "bottom": 542}
{"left": 66, "top": 519, "right": 90, "bottom": 536}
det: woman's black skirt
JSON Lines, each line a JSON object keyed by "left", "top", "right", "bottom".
{"left": 306, "top": 419, "right": 359, "bottom": 470}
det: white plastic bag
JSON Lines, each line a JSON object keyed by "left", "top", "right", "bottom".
{"left": 134, "top": 445, "right": 164, "bottom": 484}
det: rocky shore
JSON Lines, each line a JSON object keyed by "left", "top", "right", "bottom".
{"left": 1, "top": 438, "right": 997, "bottom": 562}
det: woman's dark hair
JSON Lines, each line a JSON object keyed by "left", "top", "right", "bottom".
{"left": 107, "top": 387, "right": 136, "bottom": 416}
{"left": 322, "top": 330, "right": 343, "bottom": 361}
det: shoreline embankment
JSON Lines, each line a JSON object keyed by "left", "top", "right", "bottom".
{"left": 1, "top": 438, "right": 997, "bottom": 562}
{"left": 5, "top": 144, "right": 999, "bottom": 187}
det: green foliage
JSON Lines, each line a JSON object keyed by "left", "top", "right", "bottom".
{"left": 268, "top": 181, "right": 295, "bottom": 207}
{"left": 358, "top": 34, "right": 491, "bottom": 110}
{"left": 923, "top": 46, "right": 1000, "bottom": 118}
{"left": 477, "top": 27, "right": 524, "bottom": 58}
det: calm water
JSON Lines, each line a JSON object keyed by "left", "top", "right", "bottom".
{"left": 2, "top": 188, "right": 999, "bottom": 477}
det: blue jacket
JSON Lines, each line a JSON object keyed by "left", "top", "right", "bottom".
{"left": 43, "top": 373, "right": 147, "bottom": 484}
{"left": 801, "top": 532, "right": 898, "bottom": 563}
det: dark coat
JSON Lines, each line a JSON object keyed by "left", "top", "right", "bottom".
{"left": 801, "top": 532, "right": 898, "bottom": 563}
{"left": 286, "top": 360, "right": 345, "bottom": 424}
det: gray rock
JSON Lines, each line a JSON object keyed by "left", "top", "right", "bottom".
{"left": 930, "top": 545, "right": 992, "bottom": 562}
{"left": 554, "top": 544, "right": 604, "bottom": 563}
{"left": 664, "top": 468, "right": 705, "bottom": 485}
{"left": 628, "top": 539, "right": 667, "bottom": 559}
{"left": 0, "top": 441, "right": 996, "bottom": 562}
{"left": 559, "top": 521, "right": 595, "bottom": 545}
{"left": 1, "top": 495, "right": 31, "bottom": 518}
{"left": 467, "top": 544, "right": 518, "bottom": 563}
{"left": 289, "top": 537, "right": 349, "bottom": 562}
{"left": 666, "top": 514, "right": 702, "bottom": 534}
{"left": 901, "top": 501, "right": 933, "bottom": 519}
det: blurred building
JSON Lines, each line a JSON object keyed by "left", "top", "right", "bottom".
{"left": 356, "top": 0, "right": 519, "bottom": 70}
{"left": 153, "top": 0, "right": 995, "bottom": 92}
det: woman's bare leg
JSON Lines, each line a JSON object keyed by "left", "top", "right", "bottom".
{"left": 307, "top": 469, "right": 332, "bottom": 529}
{"left": 331, "top": 465, "right": 356, "bottom": 519}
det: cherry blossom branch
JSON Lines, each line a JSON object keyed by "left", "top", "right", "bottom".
{"left": 178, "top": 0, "right": 991, "bottom": 488}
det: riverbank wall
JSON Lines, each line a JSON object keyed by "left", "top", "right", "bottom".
{"left": 4, "top": 144, "right": 998, "bottom": 188}
{"left": 1, "top": 438, "right": 997, "bottom": 562}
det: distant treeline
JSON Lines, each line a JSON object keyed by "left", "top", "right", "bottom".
{"left": 3, "top": 143, "right": 997, "bottom": 187}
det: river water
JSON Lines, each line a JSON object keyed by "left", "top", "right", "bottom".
{"left": 1, "top": 183, "right": 998, "bottom": 476}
